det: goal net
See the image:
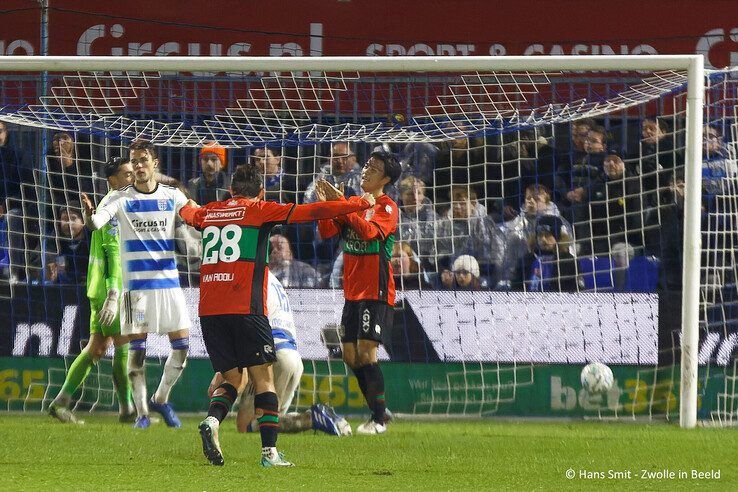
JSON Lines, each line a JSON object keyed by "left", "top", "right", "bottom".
{"left": 0, "top": 56, "right": 730, "bottom": 427}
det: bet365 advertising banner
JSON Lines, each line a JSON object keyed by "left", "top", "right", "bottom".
{"left": 0, "top": 357, "right": 725, "bottom": 418}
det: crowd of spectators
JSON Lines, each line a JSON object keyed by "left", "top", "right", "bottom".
{"left": 0, "top": 114, "right": 732, "bottom": 293}
{"left": 0, "top": 121, "right": 34, "bottom": 281}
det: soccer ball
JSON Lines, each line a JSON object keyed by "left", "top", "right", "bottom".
{"left": 580, "top": 362, "right": 614, "bottom": 394}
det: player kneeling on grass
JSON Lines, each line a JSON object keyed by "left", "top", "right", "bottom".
{"left": 179, "top": 163, "right": 373, "bottom": 467}
{"left": 208, "top": 272, "right": 351, "bottom": 437}
{"left": 82, "top": 140, "right": 196, "bottom": 429}
{"left": 317, "top": 152, "right": 400, "bottom": 435}
{"left": 50, "top": 157, "right": 136, "bottom": 424}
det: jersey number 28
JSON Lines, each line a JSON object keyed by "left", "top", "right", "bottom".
{"left": 202, "top": 224, "right": 241, "bottom": 264}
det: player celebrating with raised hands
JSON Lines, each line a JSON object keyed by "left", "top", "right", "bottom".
{"left": 317, "top": 151, "right": 401, "bottom": 435}
{"left": 82, "top": 140, "right": 196, "bottom": 429}
{"left": 179, "top": 162, "right": 373, "bottom": 467}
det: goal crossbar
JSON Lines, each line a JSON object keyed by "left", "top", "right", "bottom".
{"left": 0, "top": 54, "right": 700, "bottom": 73}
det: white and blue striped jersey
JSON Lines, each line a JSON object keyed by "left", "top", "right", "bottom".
{"left": 267, "top": 271, "right": 297, "bottom": 352}
{"left": 90, "top": 183, "right": 188, "bottom": 293}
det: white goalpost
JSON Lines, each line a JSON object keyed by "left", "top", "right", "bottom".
{"left": 0, "top": 55, "right": 709, "bottom": 428}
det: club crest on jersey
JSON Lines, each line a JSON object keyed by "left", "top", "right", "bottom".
{"left": 157, "top": 198, "right": 169, "bottom": 211}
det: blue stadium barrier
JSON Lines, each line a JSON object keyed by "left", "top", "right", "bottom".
{"left": 578, "top": 256, "right": 615, "bottom": 291}
{"left": 624, "top": 255, "right": 660, "bottom": 292}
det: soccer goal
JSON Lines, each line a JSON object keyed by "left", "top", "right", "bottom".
{"left": 1, "top": 55, "right": 732, "bottom": 429}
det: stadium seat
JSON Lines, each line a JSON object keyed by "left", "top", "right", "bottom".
{"left": 578, "top": 256, "right": 615, "bottom": 291}
{"left": 624, "top": 255, "right": 660, "bottom": 292}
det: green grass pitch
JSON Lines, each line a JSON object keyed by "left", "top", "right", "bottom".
{"left": 1, "top": 415, "right": 736, "bottom": 490}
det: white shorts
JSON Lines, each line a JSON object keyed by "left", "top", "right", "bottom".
{"left": 241, "top": 348, "right": 304, "bottom": 414}
{"left": 121, "top": 287, "right": 193, "bottom": 335}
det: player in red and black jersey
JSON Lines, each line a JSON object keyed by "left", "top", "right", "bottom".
{"left": 317, "top": 151, "right": 401, "bottom": 434}
{"left": 179, "top": 163, "right": 373, "bottom": 467}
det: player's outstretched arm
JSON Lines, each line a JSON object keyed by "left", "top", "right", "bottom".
{"left": 287, "top": 195, "right": 372, "bottom": 224}
{"left": 82, "top": 192, "right": 121, "bottom": 230}
{"left": 179, "top": 200, "right": 205, "bottom": 228}
{"left": 317, "top": 217, "right": 341, "bottom": 239}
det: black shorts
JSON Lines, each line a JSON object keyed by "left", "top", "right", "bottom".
{"left": 200, "top": 314, "right": 276, "bottom": 373}
{"left": 340, "top": 300, "right": 393, "bottom": 344}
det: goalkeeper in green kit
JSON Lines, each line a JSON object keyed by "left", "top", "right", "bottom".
{"left": 49, "top": 157, "right": 136, "bottom": 423}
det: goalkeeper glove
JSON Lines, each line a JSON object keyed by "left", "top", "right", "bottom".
{"left": 98, "top": 289, "right": 119, "bottom": 327}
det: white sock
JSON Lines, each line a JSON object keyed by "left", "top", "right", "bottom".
{"left": 127, "top": 350, "right": 148, "bottom": 417}
{"left": 153, "top": 348, "right": 188, "bottom": 404}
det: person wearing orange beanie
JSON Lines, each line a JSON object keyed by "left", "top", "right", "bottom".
{"left": 199, "top": 143, "right": 227, "bottom": 170}
{"left": 188, "top": 143, "right": 231, "bottom": 204}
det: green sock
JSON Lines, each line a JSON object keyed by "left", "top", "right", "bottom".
{"left": 113, "top": 345, "right": 133, "bottom": 407}
{"left": 57, "top": 349, "right": 94, "bottom": 404}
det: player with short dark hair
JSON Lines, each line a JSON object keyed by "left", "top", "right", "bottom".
{"left": 179, "top": 162, "right": 374, "bottom": 467}
{"left": 50, "top": 157, "right": 135, "bottom": 423}
{"left": 129, "top": 139, "right": 158, "bottom": 159}
{"left": 317, "top": 151, "right": 401, "bottom": 434}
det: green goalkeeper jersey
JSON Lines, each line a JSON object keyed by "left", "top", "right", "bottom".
{"left": 86, "top": 192, "right": 122, "bottom": 303}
